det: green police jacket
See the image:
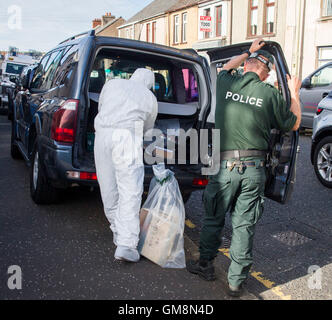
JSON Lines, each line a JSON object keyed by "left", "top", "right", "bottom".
{"left": 215, "top": 70, "right": 297, "bottom": 152}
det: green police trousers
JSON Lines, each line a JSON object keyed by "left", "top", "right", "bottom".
{"left": 199, "top": 159, "right": 266, "bottom": 287}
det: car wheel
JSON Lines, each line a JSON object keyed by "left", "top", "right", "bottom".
{"left": 10, "top": 121, "right": 22, "bottom": 160}
{"left": 30, "top": 142, "right": 59, "bottom": 204}
{"left": 313, "top": 136, "right": 332, "bottom": 188}
{"left": 7, "top": 94, "right": 13, "bottom": 121}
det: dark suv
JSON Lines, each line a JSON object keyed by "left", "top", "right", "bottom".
{"left": 11, "top": 30, "right": 299, "bottom": 206}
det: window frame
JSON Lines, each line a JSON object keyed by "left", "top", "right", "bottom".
{"left": 263, "top": 0, "right": 276, "bottom": 35}
{"left": 215, "top": 5, "right": 222, "bottom": 37}
{"left": 317, "top": 46, "right": 332, "bottom": 67}
{"left": 203, "top": 8, "right": 211, "bottom": 39}
{"left": 248, "top": 0, "right": 259, "bottom": 37}
{"left": 152, "top": 21, "right": 156, "bottom": 43}
{"left": 146, "top": 23, "right": 150, "bottom": 42}
{"left": 182, "top": 13, "right": 188, "bottom": 43}
{"left": 321, "top": 0, "right": 332, "bottom": 17}
{"left": 174, "top": 15, "right": 180, "bottom": 44}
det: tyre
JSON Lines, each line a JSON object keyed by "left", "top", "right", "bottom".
{"left": 7, "top": 94, "right": 13, "bottom": 121}
{"left": 10, "top": 121, "right": 22, "bottom": 160}
{"left": 313, "top": 136, "right": 332, "bottom": 188}
{"left": 30, "top": 141, "right": 59, "bottom": 204}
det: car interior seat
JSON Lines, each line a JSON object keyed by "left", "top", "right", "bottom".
{"left": 154, "top": 73, "right": 167, "bottom": 101}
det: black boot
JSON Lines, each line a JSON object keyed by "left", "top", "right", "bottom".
{"left": 227, "top": 283, "right": 244, "bottom": 297}
{"left": 187, "top": 259, "right": 216, "bottom": 281}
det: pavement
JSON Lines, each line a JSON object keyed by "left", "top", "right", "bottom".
{"left": 0, "top": 114, "right": 331, "bottom": 300}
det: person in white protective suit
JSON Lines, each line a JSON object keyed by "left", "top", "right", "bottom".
{"left": 94, "top": 68, "right": 158, "bottom": 262}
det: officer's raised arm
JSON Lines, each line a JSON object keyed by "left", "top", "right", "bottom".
{"left": 222, "top": 38, "right": 265, "bottom": 71}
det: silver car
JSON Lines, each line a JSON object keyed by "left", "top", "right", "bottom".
{"left": 311, "top": 91, "right": 332, "bottom": 188}
{"left": 300, "top": 62, "right": 332, "bottom": 129}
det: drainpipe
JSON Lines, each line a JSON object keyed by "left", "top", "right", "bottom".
{"left": 298, "top": 0, "right": 306, "bottom": 80}
{"left": 295, "top": 0, "right": 305, "bottom": 78}
{"left": 229, "top": 0, "right": 233, "bottom": 45}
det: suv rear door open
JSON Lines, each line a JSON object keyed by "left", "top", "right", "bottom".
{"left": 205, "top": 41, "right": 299, "bottom": 204}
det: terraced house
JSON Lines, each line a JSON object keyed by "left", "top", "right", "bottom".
{"left": 117, "top": 0, "right": 332, "bottom": 79}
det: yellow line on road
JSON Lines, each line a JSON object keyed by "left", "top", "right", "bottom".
{"left": 185, "top": 219, "right": 196, "bottom": 229}
{"left": 218, "top": 248, "right": 292, "bottom": 300}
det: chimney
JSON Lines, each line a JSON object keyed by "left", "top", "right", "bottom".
{"left": 92, "top": 18, "right": 102, "bottom": 29}
{"left": 101, "top": 12, "right": 116, "bottom": 26}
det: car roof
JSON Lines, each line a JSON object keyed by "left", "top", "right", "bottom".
{"left": 50, "top": 30, "right": 203, "bottom": 64}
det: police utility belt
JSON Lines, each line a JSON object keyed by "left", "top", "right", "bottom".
{"left": 220, "top": 150, "right": 267, "bottom": 173}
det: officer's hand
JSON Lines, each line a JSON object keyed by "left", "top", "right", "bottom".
{"left": 287, "top": 75, "right": 301, "bottom": 96}
{"left": 249, "top": 38, "right": 265, "bottom": 53}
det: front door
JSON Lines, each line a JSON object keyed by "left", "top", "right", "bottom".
{"left": 206, "top": 41, "right": 299, "bottom": 204}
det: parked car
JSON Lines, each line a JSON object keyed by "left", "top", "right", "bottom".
{"left": 311, "top": 91, "right": 332, "bottom": 188}
{"left": 6, "top": 64, "right": 38, "bottom": 121}
{"left": 11, "top": 30, "right": 299, "bottom": 206}
{"left": 0, "top": 53, "right": 38, "bottom": 116}
{"left": 300, "top": 62, "right": 332, "bottom": 129}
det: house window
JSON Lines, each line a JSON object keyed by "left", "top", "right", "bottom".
{"left": 264, "top": 0, "right": 275, "bottom": 34}
{"left": 174, "top": 15, "right": 179, "bottom": 44}
{"left": 318, "top": 46, "right": 332, "bottom": 67}
{"left": 146, "top": 23, "right": 150, "bottom": 42}
{"left": 248, "top": 0, "right": 258, "bottom": 36}
{"left": 322, "top": 0, "right": 332, "bottom": 17}
{"left": 182, "top": 13, "right": 187, "bottom": 43}
{"left": 152, "top": 22, "right": 156, "bottom": 43}
{"left": 216, "top": 5, "right": 222, "bottom": 37}
{"left": 203, "top": 8, "right": 211, "bottom": 39}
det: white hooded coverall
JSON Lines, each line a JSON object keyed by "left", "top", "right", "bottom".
{"left": 94, "top": 68, "right": 158, "bottom": 250}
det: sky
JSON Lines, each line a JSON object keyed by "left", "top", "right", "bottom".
{"left": 0, "top": 0, "right": 153, "bottom": 52}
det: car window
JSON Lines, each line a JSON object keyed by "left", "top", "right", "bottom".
{"left": 40, "top": 50, "right": 64, "bottom": 91}
{"left": 30, "top": 54, "right": 51, "bottom": 90}
{"left": 89, "top": 57, "right": 177, "bottom": 103}
{"left": 5, "top": 63, "right": 25, "bottom": 75}
{"left": 53, "top": 45, "right": 79, "bottom": 86}
{"left": 311, "top": 65, "right": 332, "bottom": 88}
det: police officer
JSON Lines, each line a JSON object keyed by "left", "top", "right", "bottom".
{"left": 187, "top": 38, "right": 302, "bottom": 297}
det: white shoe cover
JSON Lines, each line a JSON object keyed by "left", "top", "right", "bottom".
{"left": 114, "top": 246, "right": 140, "bottom": 262}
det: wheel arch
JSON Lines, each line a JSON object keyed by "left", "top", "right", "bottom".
{"left": 311, "top": 127, "right": 332, "bottom": 164}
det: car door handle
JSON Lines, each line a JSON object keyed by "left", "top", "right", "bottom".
{"left": 322, "top": 92, "right": 328, "bottom": 99}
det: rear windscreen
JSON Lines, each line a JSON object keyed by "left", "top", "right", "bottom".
{"left": 89, "top": 48, "right": 199, "bottom": 104}
{"left": 5, "top": 63, "right": 25, "bottom": 75}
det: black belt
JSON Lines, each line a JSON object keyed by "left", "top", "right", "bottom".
{"left": 220, "top": 150, "right": 267, "bottom": 160}
{"left": 224, "top": 159, "right": 266, "bottom": 173}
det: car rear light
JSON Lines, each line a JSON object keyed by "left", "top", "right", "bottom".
{"left": 51, "top": 99, "right": 79, "bottom": 143}
{"left": 80, "top": 172, "right": 98, "bottom": 181}
{"left": 66, "top": 171, "right": 97, "bottom": 181}
{"left": 193, "top": 178, "right": 209, "bottom": 187}
{"left": 316, "top": 107, "right": 323, "bottom": 115}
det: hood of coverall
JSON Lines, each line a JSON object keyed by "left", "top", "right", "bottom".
{"left": 130, "top": 68, "right": 155, "bottom": 90}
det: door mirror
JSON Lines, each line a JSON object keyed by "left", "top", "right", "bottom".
{"left": 301, "top": 78, "right": 311, "bottom": 89}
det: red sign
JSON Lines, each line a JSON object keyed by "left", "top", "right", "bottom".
{"left": 200, "top": 16, "right": 212, "bottom": 32}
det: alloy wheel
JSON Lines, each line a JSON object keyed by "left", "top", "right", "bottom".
{"left": 317, "top": 143, "right": 332, "bottom": 182}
